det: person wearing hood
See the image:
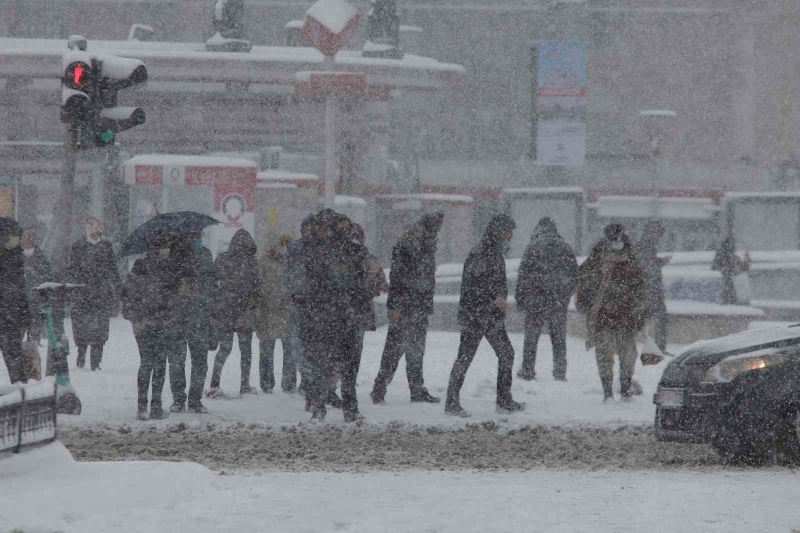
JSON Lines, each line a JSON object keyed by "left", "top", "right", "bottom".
{"left": 122, "top": 232, "right": 182, "bottom": 420}
{"left": 637, "top": 221, "right": 670, "bottom": 352}
{"left": 712, "top": 233, "right": 751, "bottom": 305}
{"left": 0, "top": 217, "right": 31, "bottom": 383}
{"left": 371, "top": 212, "right": 442, "bottom": 405}
{"left": 253, "top": 230, "right": 297, "bottom": 394}
{"left": 576, "top": 223, "right": 647, "bottom": 402}
{"left": 20, "top": 225, "right": 63, "bottom": 345}
{"left": 445, "top": 214, "right": 524, "bottom": 417}
{"left": 167, "top": 232, "right": 218, "bottom": 414}
{"left": 515, "top": 217, "right": 577, "bottom": 381}
{"left": 207, "top": 229, "right": 262, "bottom": 398}
{"left": 67, "top": 217, "right": 121, "bottom": 371}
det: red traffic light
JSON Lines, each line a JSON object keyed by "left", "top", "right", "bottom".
{"left": 64, "top": 61, "right": 91, "bottom": 90}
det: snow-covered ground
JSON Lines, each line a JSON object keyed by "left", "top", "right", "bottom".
{"left": 3, "top": 442, "right": 799, "bottom": 533}
{"left": 1, "top": 317, "right": 672, "bottom": 430}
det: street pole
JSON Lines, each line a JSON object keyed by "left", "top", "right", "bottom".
{"left": 51, "top": 128, "right": 78, "bottom": 275}
{"left": 102, "top": 143, "right": 125, "bottom": 245}
{"left": 323, "top": 55, "right": 337, "bottom": 209}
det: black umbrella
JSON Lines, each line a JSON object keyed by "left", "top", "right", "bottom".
{"left": 120, "top": 211, "right": 220, "bottom": 256}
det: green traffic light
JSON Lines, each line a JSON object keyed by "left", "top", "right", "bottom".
{"left": 99, "top": 130, "right": 114, "bottom": 143}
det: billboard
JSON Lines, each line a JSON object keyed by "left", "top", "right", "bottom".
{"left": 536, "top": 120, "right": 586, "bottom": 167}
{"left": 537, "top": 39, "right": 587, "bottom": 109}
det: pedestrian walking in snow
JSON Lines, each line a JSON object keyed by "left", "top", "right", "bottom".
{"left": 445, "top": 214, "right": 524, "bottom": 417}
{"left": 207, "top": 229, "right": 261, "bottom": 398}
{"left": 371, "top": 212, "right": 442, "bottom": 404}
{"left": 712, "top": 233, "right": 751, "bottom": 305}
{"left": 0, "top": 217, "right": 31, "bottom": 384}
{"left": 254, "top": 231, "right": 297, "bottom": 394}
{"left": 168, "top": 232, "right": 218, "bottom": 414}
{"left": 515, "top": 217, "right": 577, "bottom": 381}
{"left": 576, "top": 224, "right": 647, "bottom": 402}
{"left": 67, "top": 217, "right": 121, "bottom": 371}
{"left": 122, "top": 234, "right": 182, "bottom": 420}
{"left": 637, "top": 221, "right": 670, "bottom": 352}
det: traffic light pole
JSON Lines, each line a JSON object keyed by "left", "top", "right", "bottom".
{"left": 102, "top": 144, "right": 126, "bottom": 245}
{"left": 51, "top": 128, "right": 78, "bottom": 275}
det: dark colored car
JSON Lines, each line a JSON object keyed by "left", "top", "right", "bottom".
{"left": 654, "top": 323, "right": 800, "bottom": 464}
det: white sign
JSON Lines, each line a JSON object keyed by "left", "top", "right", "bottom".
{"left": 537, "top": 120, "right": 586, "bottom": 167}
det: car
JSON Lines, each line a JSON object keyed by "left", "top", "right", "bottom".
{"left": 654, "top": 323, "right": 800, "bottom": 464}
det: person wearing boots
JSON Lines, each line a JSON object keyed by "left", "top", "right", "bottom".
{"left": 0, "top": 218, "right": 31, "bottom": 384}
{"left": 207, "top": 229, "right": 261, "bottom": 398}
{"left": 122, "top": 234, "right": 182, "bottom": 420}
{"left": 576, "top": 223, "right": 647, "bottom": 402}
{"left": 371, "top": 212, "right": 443, "bottom": 405}
{"left": 445, "top": 214, "right": 524, "bottom": 417}
{"left": 67, "top": 217, "right": 121, "bottom": 371}
{"left": 168, "top": 232, "right": 218, "bottom": 414}
{"left": 515, "top": 217, "right": 577, "bottom": 381}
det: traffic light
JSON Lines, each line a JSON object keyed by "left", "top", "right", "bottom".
{"left": 60, "top": 50, "right": 94, "bottom": 126}
{"left": 91, "top": 54, "right": 148, "bottom": 147}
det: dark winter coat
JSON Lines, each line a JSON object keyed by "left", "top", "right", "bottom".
{"left": 214, "top": 230, "right": 261, "bottom": 332}
{"left": 515, "top": 226, "right": 577, "bottom": 315}
{"left": 386, "top": 221, "right": 438, "bottom": 316}
{"left": 458, "top": 217, "right": 513, "bottom": 328}
{"left": 0, "top": 245, "right": 31, "bottom": 330}
{"left": 576, "top": 237, "right": 647, "bottom": 335}
{"left": 67, "top": 239, "right": 121, "bottom": 344}
{"left": 637, "top": 234, "right": 667, "bottom": 317}
{"left": 122, "top": 252, "right": 181, "bottom": 329}
{"left": 304, "top": 236, "right": 371, "bottom": 321}
{"left": 359, "top": 253, "right": 388, "bottom": 331}
{"left": 172, "top": 244, "right": 218, "bottom": 341}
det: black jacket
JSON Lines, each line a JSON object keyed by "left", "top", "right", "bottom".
{"left": 122, "top": 252, "right": 181, "bottom": 328}
{"left": 214, "top": 229, "right": 261, "bottom": 330}
{"left": 515, "top": 227, "right": 577, "bottom": 314}
{"left": 305, "top": 236, "right": 370, "bottom": 321}
{"left": 67, "top": 239, "right": 121, "bottom": 318}
{"left": 386, "top": 223, "right": 438, "bottom": 315}
{"left": 0, "top": 245, "right": 31, "bottom": 329}
{"left": 172, "top": 244, "right": 218, "bottom": 337}
{"left": 458, "top": 220, "right": 512, "bottom": 328}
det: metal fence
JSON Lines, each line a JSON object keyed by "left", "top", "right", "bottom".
{"left": 0, "top": 378, "right": 57, "bottom": 455}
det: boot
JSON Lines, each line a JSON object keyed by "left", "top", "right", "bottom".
{"left": 496, "top": 398, "right": 526, "bottom": 414}
{"left": 136, "top": 408, "right": 148, "bottom": 421}
{"left": 445, "top": 397, "right": 470, "bottom": 418}
{"left": 206, "top": 387, "right": 227, "bottom": 399}
{"left": 620, "top": 377, "right": 632, "bottom": 400}
{"left": 240, "top": 383, "right": 257, "bottom": 395}
{"left": 343, "top": 410, "right": 366, "bottom": 423}
{"left": 187, "top": 402, "right": 209, "bottom": 414}
{"left": 370, "top": 389, "right": 386, "bottom": 405}
{"left": 149, "top": 405, "right": 167, "bottom": 420}
{"left": 516, "top": 367, "right": 536, "bottom": 381}
{"left": 310, "top": 406, "right": 326, "bottom": 423}
{"left": 410, "top": 388, "right": 440, "bottom": 404}
{"left": 601, "top": 376, "right": 614, "bottom": 402}
{"left": 326, "top": 391, "right": 343, "bottom": 409}
{"left": 169, "top": 401, "right": 185, "bottom": 413}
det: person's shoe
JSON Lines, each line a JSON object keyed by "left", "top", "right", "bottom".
{"left": 91, "top": 365, "right": 101, "bottom": 371}
{"left": 630, "top": 379, "right": 644, "bottom": 396}
{"left": 326, "top": 391, "right": 343, "bottom": 409}
{"left": 343, "top": 410, "right": 366, "bottom": 423}
{"left": 136, "top": 409, "right": 148, "bottom": 421}
{"left": 261, "top": 386, "right": 274, "bottom": 394}
{"left": 516, "top": 368, "right": 536, "bottom": 381}
{"left": 410, "top": 389, "right": 441, "bottom": 403}
{"left": 187, "top": 403, "right": 209, "bottom": 414}
{"left": 169, "top": 401, "right": 185, "bottom": 413}
{"left": 76, "top": 357, "right": 85, "bottom": 369}
{"left": 445, "top": 403, "right": 471, "bottom": 418}
{"left": 310, "top": 407, "right": 326, "bottom": 423}
{"left": 603, "top": 392, "right": 615, "bottom": 403}
{"left": 282, "top": 385, "right": 296, "bottom": 394}
{"left": 304, "top": 397, "right": 312, "bottom": 412}
{"left": 149, "top": 406, "right": 167, "bottom": 419}
{"left": 206, "top": 387, "right": 227, "bottom": 399}
{"left": 553, "top": 375, "right": 567, "bottom": 382}
{"left": 370, "top": 389, "right": 386, "bottom": 405}
{"left": 240, "top": 384, "right": 258, "bottom": 395}
{"left": 496, "top": 399, "right": 526, "bottom": 414}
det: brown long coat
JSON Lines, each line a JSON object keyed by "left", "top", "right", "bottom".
{"left": 254, "top": 234, "right": 290, "bottom": 340}
{"left": 577, "top": 238, "right": 647, "bottom": 337}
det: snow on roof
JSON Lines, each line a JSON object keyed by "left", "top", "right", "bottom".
{"left": 638, "top": 109, "right": 677, "bottom": 117}
{"left": 124, "top": 154, "right": 258, "bottom": 168}
{"left": 286, "top": 19, "right": 305, "bottom": 29}
{"left": 595, "top": 195, "right": 716, "bottom": 220}
{"left": 378, "top": 193, "right": 474, "bottom": 204}
{"left": 503, "top": 187, "right": 585, "bottom": 196}
{"left": 335, "top": 195, "right": 368, "bottom": 206}
{"left": 723, "top": 191, "right": 800, "bottom": 200}
{"left": 257, "top": 169, "right": 319, "bottom": 181}
{"left": 256, "top": 182, "right": 298, "bottom": 189}
{"left": 306, "top": 0, "right": 359, "bottom": 34}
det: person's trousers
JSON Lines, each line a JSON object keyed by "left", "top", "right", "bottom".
{"left": 520, "top": 304, "right": 568, "bottom": 379}
{"left": 650, "top": 300, "right": 669, "bottom": 352}
{"left": 259, "top": 336, "right": 298, "bottom": 392}
{"left": 0, "top": 330, "right": 24, "bottom": 383}
{"left": 209, "top": 328, "right": 253, "bottom": 389}
{"left": 594, "top": 328, "right": 638, "bottom": 395}
{"left": 336, "top": 329, "right": 364, "bottom": 415}
{"left": 304, "top": 320, "right": 360, "bottom": 416}
{"left": 76, "top": 344, "right": 105, "bottom": 370}
{"left": 135, "top": 326, "right": 173, "bottom": 411}
{"left": 169, "top": 331, "right": 209, "bottom": 407}
{"left": 446, "top": 319, "right": 515, "bottom": 406}
{"left": 372, "top": 314, "right": 429, "bottom": 397}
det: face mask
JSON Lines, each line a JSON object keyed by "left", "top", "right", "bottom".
{"left": 86, "top": 237, "right": 101, "bottom": 245}
{"left": 191, "top": 238, "right": 203, "bottom": 250}
{"left": 500, "top": 239, "right": 511, "bottom": 254}
{"left": 159, "top": 247, "right": 171, "bottom": 258}
{"left": 23, "top": 248, "right": 34, "bottom": 257}
{"left": 4, "top": 235, "right": 19, "bottom": 250}
{"left": 609, "top": 240, "right": 624, "bottom": 251}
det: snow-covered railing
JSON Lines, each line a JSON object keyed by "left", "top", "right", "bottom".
{"left": 0, "top": 378, "right": 57, "bottom": 455}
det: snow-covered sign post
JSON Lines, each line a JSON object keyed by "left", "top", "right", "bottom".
{"left": 296, "top": 0, "right": 363, "bottom": 208}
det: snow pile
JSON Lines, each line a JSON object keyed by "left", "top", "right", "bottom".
{"left": 306, "top": 0, "right": 359, "bottom": 33}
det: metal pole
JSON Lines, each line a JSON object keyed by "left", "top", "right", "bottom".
{"left": 51, "top": 128, "right": 78, "bottom": 275}
{"left": 102, "top": 144, "right": 125, "bottom": 245}
{"left": 323, "top": 55, "right": 337, "bottom": 208}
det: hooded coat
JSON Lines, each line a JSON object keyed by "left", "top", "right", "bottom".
{"left": 255, "top": 232, "right": 291, "bottom": 339}
{"left": 457, "top": 214, "right": 515, "bottom": 328}
{"left": 214, "top": 229, "right": 261, "bottom": 332}
{"left": 386, "top": 213, "right": 441, "bottom": 315}
{"left": 67, "top": 238, "right": 121, "bottom": 345}
{"left": 122, "top": 251, "right": 182, "bottom": 329}
{"left": 576, "top": 235, "right": 647, "bottom": 335}
{"left": 0, "top": 218, "right": 30, "bottom": 330}
{"left": 515, "top": 220, "right": 577, "bottom": 314}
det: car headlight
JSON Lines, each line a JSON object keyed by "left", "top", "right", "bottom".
{"left": 704, "top": 352, "right": 790, "bottom": 383}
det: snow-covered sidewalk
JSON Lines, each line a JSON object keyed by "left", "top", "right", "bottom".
{"left": 2, "top": 442, "right": 799, "bottom": 533}
{"left": 3, "top": 317, "right": 673, "bottom": 430}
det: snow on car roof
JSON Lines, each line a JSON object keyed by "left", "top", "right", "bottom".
{"left": 682, "top": 322, "right": 800, "bottom": 357}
